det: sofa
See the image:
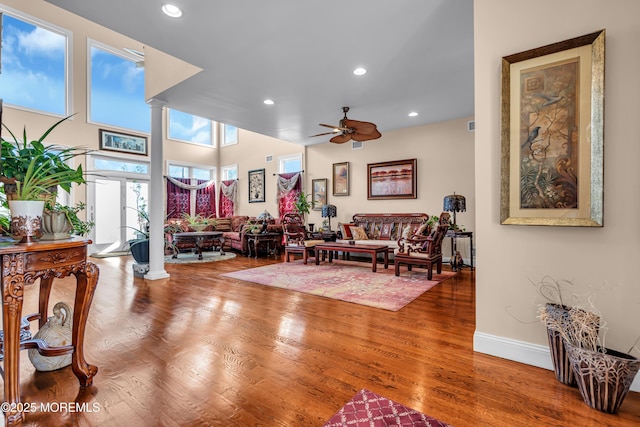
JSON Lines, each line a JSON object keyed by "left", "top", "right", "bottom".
{"left": 336, "top": 213, "right": 431, "bottom": 253}
{"left": 215, "top": 216, "right": 283, "bottom": 254}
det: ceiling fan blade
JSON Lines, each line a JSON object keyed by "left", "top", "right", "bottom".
{"left": 319, "top": 123, "right": 349, "bottom": 131}
{"left": 330, "top": 133, "right": 352, "bottom": 144}
{"left": 351, "top": 129, "right": 382, "bottom": 141}
{"left": 309, "top": 131, "right": 339, "bottom": 137}
{"left": 344, "top": 119, "right": 378, "bottom": 135}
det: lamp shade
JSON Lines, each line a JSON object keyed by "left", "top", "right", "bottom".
{"left": 443, "top": 193, "right": 466, "bottom": 213}
{"left": 257, "top": 210, "right": 273, "bottom": 221}
{"left": 321, "top": 204, "right": 337, "bottom": 218}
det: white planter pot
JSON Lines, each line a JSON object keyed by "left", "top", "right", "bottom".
{"left": 8, "top": 200, "right": 45, "bottom": 243}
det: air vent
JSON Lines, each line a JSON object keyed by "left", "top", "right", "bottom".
{"left": 265, "top": 154, "right": 273, "bottom": 162}
{"left": 352, "top": 141, "right": 364, "bottom": 150}
{"left": 467, "top": 121, "right": 475, "bottom": 132}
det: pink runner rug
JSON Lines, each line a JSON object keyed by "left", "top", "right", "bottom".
{"left": 323, "top": 389, "right": 452, "bottom": 426}
{"left": 222, "top": 259, "right": 453, "bottom": 311}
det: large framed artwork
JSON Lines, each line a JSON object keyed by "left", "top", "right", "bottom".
{"left": 99, "top": 129, "right": 148, "bottom": 156}
{"left": 500, "top": 30, "right": 605, "bottom": 227}
{"left": 312, "top": 178, "right": 328, "bottom": 210}
{"left": 248, "top": 168, "right": 265, "bottom": 203}
{"left": 367, "top": 159, "right": 417, "bottom": 200}
{"left": 332, "top": 162, "right": 349, "bottom": 196}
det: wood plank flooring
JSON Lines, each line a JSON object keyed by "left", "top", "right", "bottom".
{"left": 12, "top": 253, "right": 640, "bottom": 426}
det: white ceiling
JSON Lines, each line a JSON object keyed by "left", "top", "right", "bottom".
{"left": 46, "top": 0, "right": 474, "bottom": 145}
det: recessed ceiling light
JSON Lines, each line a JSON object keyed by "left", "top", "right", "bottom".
{"left": 263, "top": 99, "right": 275, "bottom": 105}
{"left": 162, "top": 4, "right": 182, "bottom": 18}
{"left": 408, "top": 111, "right": 419, "bottom": 117}
{"left": 353, "top": 67, "right": 367, "bottom": 76}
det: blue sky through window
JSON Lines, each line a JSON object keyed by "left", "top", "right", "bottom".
{"left": 90, "top": 46, "right": 149, "bottom": 133}
{"left": 168, "top": 109, "right": 212, "bottom": 145}
{"left": 0, "top": 14, "right": 66, "bottom": 115}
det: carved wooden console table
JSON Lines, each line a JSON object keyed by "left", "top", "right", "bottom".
{"left": 0, "top": 238, "right": 99, "bottom": 426}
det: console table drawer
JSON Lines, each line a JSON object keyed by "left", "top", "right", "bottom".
{"left": 24, "top": 246, "right": 87, "bottom": 271}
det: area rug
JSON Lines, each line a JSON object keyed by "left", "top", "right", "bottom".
{"left": 221, "top": 259, "right": 453, "bottom": 311}
{"left": 323, "top": 389, "right": 452, "bottom": 427}
{"left": 164, "top": 251, "right": 236, "bottom": 264}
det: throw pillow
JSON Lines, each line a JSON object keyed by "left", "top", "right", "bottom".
{"left": 215, "top": 218, "right": 232, "bottom": 232}
{"left": 415, "top": 221, "right": 430, "bottom": 236}
{"left": 349, "top": 226, "right": 368, "bottom": 240}
{"left": 340, "top": 222, "right": 356, "bottom": 239}
{"left": 401, "top": 225, "right": 412, "bottom": 239}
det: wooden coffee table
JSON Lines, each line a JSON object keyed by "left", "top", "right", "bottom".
{"left": 172, "top": 231, "right": 224, "bottom": 260}
{"left": 314, "top": 242, "right": 389, "bottom": 272}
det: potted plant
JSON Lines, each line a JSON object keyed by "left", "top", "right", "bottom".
{"left": 41, "top": 201, "right": 95, "bottom": 240}
{"left": 1, "top": 116, "right": 88, "bottom": 243}
{"left": 293, "top": 191, "right": 313, "bottom": 216}
{"left": 181, "top": 212, "right": 217, "bottom": 232}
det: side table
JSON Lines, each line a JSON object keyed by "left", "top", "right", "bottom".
{"left": 0, "top": 238, "right": 99, "bottom": 426}
{"left": 446, "top": 230, "right": 474, "bottom": 271}
{"left": 246, "top": 232, "right": 281, "bottom": 258}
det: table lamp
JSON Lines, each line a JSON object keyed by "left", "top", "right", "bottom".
{"left": 257, "top": 210, "right": 273, "bottom": 233}
{"left": 443, "top": 193, "right": 466, "bottom": 229}
{"left": 321, "top": 204, "right": 337, "bottom": 231}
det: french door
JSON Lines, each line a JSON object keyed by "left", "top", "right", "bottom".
{"left": 88, "top": 178, "right": 149, "bottom": 254}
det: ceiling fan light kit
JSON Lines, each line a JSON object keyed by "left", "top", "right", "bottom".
{"left": 310, "top": 107, "right": 381, "bottom": 144}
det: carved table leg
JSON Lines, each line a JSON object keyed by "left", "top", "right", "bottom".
{"left": 71, "top": 262, "right": 99, "bottom": 386}
{"left": 2, "top": 254, "right": 25, "bottom": 426}
{"left": 38, "top": 276, "right": 54, "bottom": 328}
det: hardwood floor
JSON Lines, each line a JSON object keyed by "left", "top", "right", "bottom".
{"left": 13, "top": 253, "right": 640, "bottom": 426}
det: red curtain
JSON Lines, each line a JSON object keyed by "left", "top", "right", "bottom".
{"left": 218, "top": 179, "right": 236, "bottom": 218}
{"left": 277, "top": 172, "right": 302, "bottom": 218}
{"left": 195, "top": 180, "right": 216, "bottom": 218}
{"left": 166, "top": 178, "right": 190, "bottom": 219}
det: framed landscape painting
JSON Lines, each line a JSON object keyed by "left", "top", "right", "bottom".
{"left": 248, "top": 169, "right": 265, "bottom": 203}
{"left": 367, "top": 159, "right": 417, "bottom": 200}
{"left": 312, "top": 178, "right": 327, "bottom": 210}
{"left": 332, "top": 162, "right": 349, "bottom": 196}
{"left": 500, "top": 30, "right": 604, "bottom": 227}
{"left": 99, "top": 129, "right": 148, "bottom": 156}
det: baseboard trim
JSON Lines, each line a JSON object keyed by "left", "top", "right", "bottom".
{"left": 473, "top": 331, "right": 640, "bottom": 392}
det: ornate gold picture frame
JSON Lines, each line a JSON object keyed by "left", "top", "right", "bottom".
{"left": 500, "top": 30, "right": 605, "bottom": 226}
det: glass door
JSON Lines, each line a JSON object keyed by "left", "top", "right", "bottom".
{"left": 89, "top": 178, "right": 149, "bottom": 255}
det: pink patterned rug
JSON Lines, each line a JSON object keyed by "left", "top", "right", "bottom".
{"left": 222, "top": 259, "right": 453, "bottom": 311}
{"left": 323, "top": 389, "right": 452, "bottom": 426}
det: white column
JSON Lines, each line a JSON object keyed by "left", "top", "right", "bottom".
{"left": 145, "top": 99, "right": 170, "bottom": 280}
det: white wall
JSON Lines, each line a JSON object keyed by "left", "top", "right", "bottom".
{"left": 474, "top": 0, "right": 640, "bottom": 390}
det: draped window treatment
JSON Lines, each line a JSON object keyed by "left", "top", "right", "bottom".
{"left": 166, "top": 177, "right": 191, "bottom": 219}
{"left": 195, "top": 179, "right": 216, "bottom": 217}
{"left": 219, "top": 179, "right": 237, "bottom": 218}
{"left": 277, "top": 172, "right": 302, "bottom": 218}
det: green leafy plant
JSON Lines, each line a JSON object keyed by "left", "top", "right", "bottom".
{"left": 181, "top": 212, "right": 217, "bottom": 228}
{"left": 44, "top": 201, "right": 95, "bottom": 236}
{"left": 293, "top": 191, "right": 313, "bottom": 215}
{"left": 1, "top": 115, "right": 88, "bottom": 200}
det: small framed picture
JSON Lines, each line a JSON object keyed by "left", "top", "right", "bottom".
{"left": 312, "top": 178, "right": 328, "bottom": 210}
{"left": 332, "top": 162, "right": 349, "bottom": 196}
{"left": 248, "top": 168, "right": 265, "bottom": 203}
{"left": 99, "top": 129, "right": 148, "bottom": 156}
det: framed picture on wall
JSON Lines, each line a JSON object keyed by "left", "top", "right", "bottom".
{"left": 312, "top": 178, "right": 328, "bottom": 210}
{"left": 500, "top": 30, "right": 604, "bottom": 227}
{"left": 99, "top": 129, "right": 148, "bottom": 156}
{"left": 367, "top": 159, "right": 417, "bottom": 200}
{"left": 248, "top": 168, "right": 265, "bottom": 203}
{"left": 332, "top": 162, "right": 349, "bottom": 196}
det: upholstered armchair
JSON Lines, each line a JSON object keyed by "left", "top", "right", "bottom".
{"left": 282, "top": 213, "right": 325, "bottom": 263}
{"left": 394, "top": 212, "right": 451, "bottom": 280}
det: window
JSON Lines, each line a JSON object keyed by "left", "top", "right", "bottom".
{"left": 221, "top": 165, "right": 238, "bottom": 180}
{"left": 168, "top": 164, "right": 214, "bottom": 181}
{"left": 278, "top": 154, "right": 303, "bottom": 173}
{"left": 89, "top": 41, "right": 149, "bottom": 133}
{"left": 167, "top": 109, "right": 214, "bottom": 146}
{"left": 0, "top": 9, "right": 69, "bottom": 115}
{"left": 221, "top": 124, "right": 238, "bottom": 146}
{"left": 94, "top": 157, "right": 149, "bottom": 175}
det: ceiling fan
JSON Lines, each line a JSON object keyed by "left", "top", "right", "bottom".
{"left": 310, "top": 107, "right": 381, "bottom": 144}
